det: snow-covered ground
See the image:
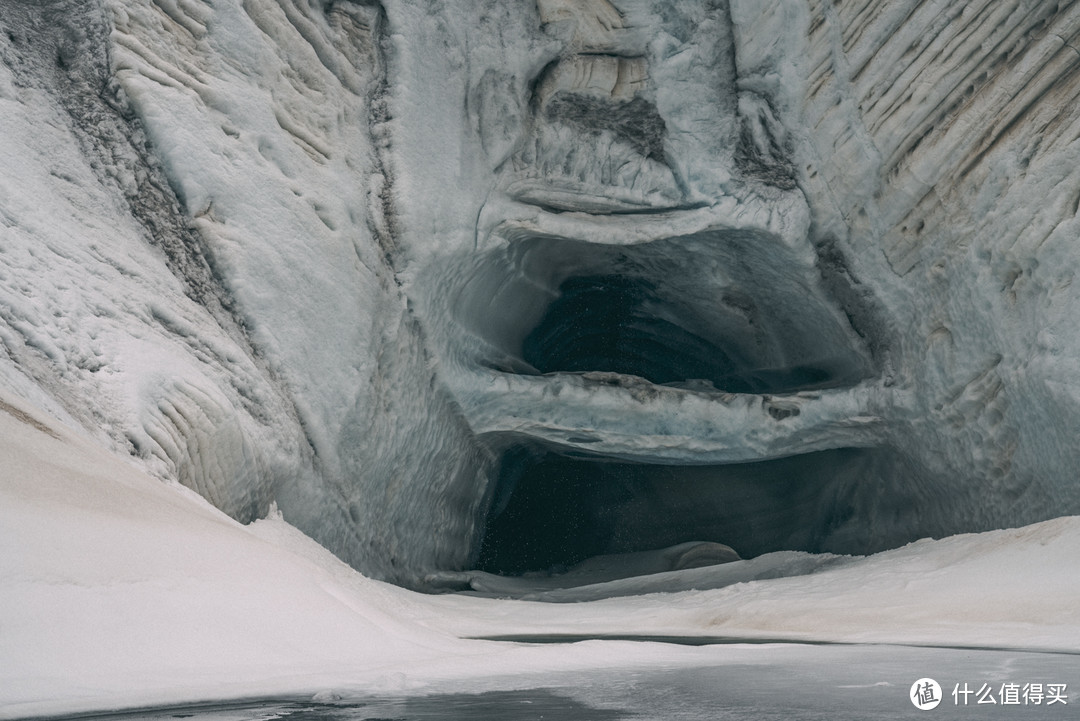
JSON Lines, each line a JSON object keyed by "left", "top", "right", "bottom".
{"left": 0, "top": 389, "right": 720, "bottom": 717}
{"left": 3, "top": 388, "right": 1078, "bottom": 719}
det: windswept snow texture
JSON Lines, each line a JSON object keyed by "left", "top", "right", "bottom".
{"left": 0, "top": 0, "right": 491, "bottom": 587}
{"left": 3, "top": 0, "right": 1080, "bottom": 589}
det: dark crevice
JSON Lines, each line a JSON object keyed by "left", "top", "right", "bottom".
{"left": 365, "top": 3, "right": 399, "bottom": 267}
{"left": 812, "top": 235, "right": 897, "bottom": 384}
{"left": 445, "top": 231, "right": 875, "bottom": 394}
{"left": 476, "top": 443, "right": 900, "bottom": 577}
{"left": 523, "top": 200, "right": 710, "bottom": 217}
{"left": 522, "top": 273, "right": 848, "bottom": 394}
{"left": 735, "top": 107, "right": 799, "bottom": 190}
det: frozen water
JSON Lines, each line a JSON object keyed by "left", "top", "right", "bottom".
{"left": 35, "top": 645, "right": 1080, "bottom": 720}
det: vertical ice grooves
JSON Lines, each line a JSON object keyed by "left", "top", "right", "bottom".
{"left": 0, "top": 0, "right": 314, "bottom": 517}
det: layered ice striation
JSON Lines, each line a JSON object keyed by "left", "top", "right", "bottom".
{"left": 2, "top": 0, "right": 1080, "bottom": 591}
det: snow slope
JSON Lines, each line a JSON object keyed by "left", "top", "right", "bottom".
{"left": 3, "top": 389, "right": 1079, "bottom": 718}
{"left": 0, "top": 390, "right": 712, "bottom": 718}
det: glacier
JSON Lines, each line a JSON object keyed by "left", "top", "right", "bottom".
{"left": 2, "top": 0, "right": 1080, "bottom": 715}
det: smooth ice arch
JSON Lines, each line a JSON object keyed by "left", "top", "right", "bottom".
{"left": 2, "top": 0, "right": 1080, "bottom": 592}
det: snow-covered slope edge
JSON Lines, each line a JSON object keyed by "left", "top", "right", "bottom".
{"left": 4, "top": 388, "right": 1080, "bottom": 718}
{"left": 0, "top": 388, "right": 443, "bottom": 716}
{"left": 422, "top": 517, "right": 1080, "bottom": 651}
{"left": 0, "top": 389, "right": 711, "bottom": 718}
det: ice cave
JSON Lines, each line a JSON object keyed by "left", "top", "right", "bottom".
{"left": 3, "top": 0, "right": 1080, "bottom": 717}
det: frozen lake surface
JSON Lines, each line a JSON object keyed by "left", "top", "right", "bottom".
{"left": 50, "top": 642, "right": 1078, "bottom": 721}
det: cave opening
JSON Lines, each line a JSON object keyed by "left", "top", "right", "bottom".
{"left": 475, "top": 443, "right": 891, "bottom": 577}
{"left": 433, "top": 229, "right": 892, "bottom": 583}
{"left": 521, "top": 273, "right": 838, "bottom": 394}
{"left": 439, "top": 231, "right": 874, "bottom": 395}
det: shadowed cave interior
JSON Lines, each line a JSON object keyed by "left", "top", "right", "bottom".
{"left": 442, "top": 232, "right": 909, "bottom": 580}
{"left": 475, "top": 444, "right": 899, "bottom": 576}
{"left": 522, "top": 273, "right": 838, "bottom": 394}
{"left": 453, "top": 232, "right": 874, "bottom": 393}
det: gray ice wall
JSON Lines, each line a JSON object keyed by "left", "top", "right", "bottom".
{"left": 1, "top": 0, "right": 1079, "bottom": 587}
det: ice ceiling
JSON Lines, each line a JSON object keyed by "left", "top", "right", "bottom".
{"left": 2, "top": 0, "right": 1080, "bottom": 591}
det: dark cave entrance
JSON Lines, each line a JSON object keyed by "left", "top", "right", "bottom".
{"left": 438, "top": 230, "right": 900, "bottom": 580}
{"left": 521, "top": 273, "right": 841, "bottom": 394}
{"left": 444, "top": 231, "right": 875, "bottom": 395}
{"left": 475, "top": 444, "right": 894, "bottom": 576}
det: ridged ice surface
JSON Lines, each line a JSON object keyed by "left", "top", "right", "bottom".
{"left": 1, "top": 0, "right": 1080, "bottom": 587}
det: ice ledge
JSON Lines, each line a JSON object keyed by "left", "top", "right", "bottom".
{"left": 477, "top": 190, "right": 812, "bottom": 255}
{"left": 460, "top": 371, "right": 894, "bottom": 464}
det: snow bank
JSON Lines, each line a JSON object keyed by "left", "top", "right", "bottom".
{"left": 3, "top": 389, "right": 1079, "bottom": 719}
{"left": 0, "top": 390, "right": 734, "bottom": 718}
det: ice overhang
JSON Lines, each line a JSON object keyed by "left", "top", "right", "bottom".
{"left": 403, "top": 197, "right": 910, "bottom": 583}
{"left": 422, "top": 200, "right": 882, "bottom": 464}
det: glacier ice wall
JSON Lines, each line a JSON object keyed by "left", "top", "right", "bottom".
{"left": 1, "top": 0, "right": 1079, "bottom": 587}
{"left": 0, "top": 0, "right": 492, "bottom": 586}
{"left": 796, "top": 0, "right": 1080, "bottom": 526}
